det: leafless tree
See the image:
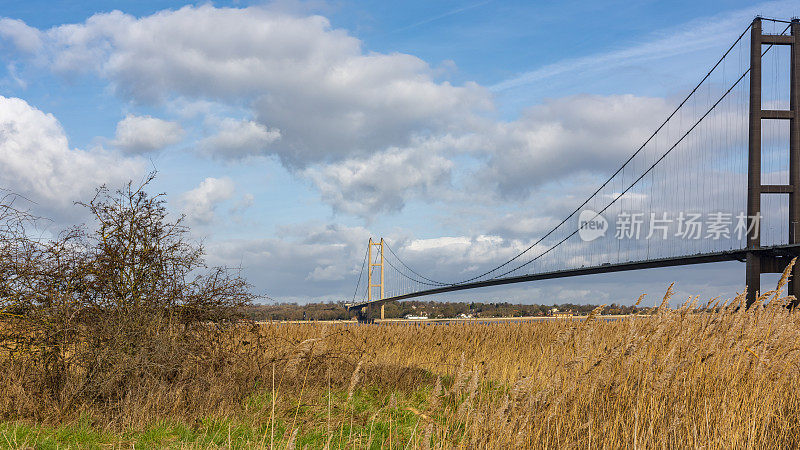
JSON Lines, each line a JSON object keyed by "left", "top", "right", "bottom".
{"left": 0, "top": 174, "right": 253, "bottom": 411}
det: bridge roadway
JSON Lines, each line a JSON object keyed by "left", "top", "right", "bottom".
{"left": 347, "top": 244, "right": 800, "bottom": 311}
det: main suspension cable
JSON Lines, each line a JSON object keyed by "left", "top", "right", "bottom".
{"left": 382, "top": 21, "right": 754, "bottom": 287}
{"left": 492, "top": 23, "right": 790, "bottom": 279}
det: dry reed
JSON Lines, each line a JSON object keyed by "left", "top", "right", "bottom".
{"left": 4, "top": 266, "right": 800, "bottom": 448}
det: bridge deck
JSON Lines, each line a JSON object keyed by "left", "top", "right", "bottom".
{"left": 347, "top": 244, "right": 800, "bottom": 310}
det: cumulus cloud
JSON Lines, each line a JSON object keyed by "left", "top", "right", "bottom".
{"left": 0, "top": 18, "right": 42, "bottom": 53}
{"left": 301, "top": 94, "right": 677, "bottom": 212}
{"left": 478, "top": 94, "right": 672, "bottom": 198}
{"left": 199, "top": 118, "right": 280, "bottom": 159}
{"left": 112, "top": 114, "right": 184, "bottom": 154}
{"left": 206, "top": 223, "right": 370, "bottom": 299}
{"left": 0, "top": 6, "right": 691, "bottom": 215}
{"left": 5, "top": 5, "right": 490, "bottom": 167}
{"left": 487, "top": 212, "right": 560, "bottom": 240}
{"left": 180, "top": 177, "right": 236, "bottom": 224}
{"left": 0, "top": 5, "right": 770, "bottom": 305}
{"left": 205, "top": 223, "right": 533, "bottom": 300}
{"left": 205, "top": 219, "right": 748, "bottom": 303}
{"left": 304, "top": 144, "right": 453, "bottom": 216}
{"left": 399, "top": 234, "right": 534, "bottom": 278}
{"left": 0, "top": 5, "right": 743, "bottom": 230}
{"left": 206, "top": 223, "right": 532, "bottom": 299}
{"left": 0, "top": 96, "right": 142, "bottom": 217}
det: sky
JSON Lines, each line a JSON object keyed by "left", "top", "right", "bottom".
{"left": 0, "top": 0, "right": 798, "bottom": 306}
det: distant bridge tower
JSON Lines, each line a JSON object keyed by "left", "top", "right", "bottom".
{"left": 746, "top": 18, "right": 800, "bottom": 305}
{"left": 368, "top": 238, "right": 385, "bottom": 319}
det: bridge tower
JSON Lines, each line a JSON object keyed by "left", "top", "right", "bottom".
{"left": 747, "top": 18, "right": 800, "bottom": 306}
{"left": 368, "top": 238, "right": 385, "bottom": 319}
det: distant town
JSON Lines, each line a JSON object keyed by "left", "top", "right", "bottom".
{"left": 244, "top": 300, "right": 641, "bottom": 321}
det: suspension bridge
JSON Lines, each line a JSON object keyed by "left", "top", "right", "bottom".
{"left": 348, "top": 17, "right": 800, "bottom": 320}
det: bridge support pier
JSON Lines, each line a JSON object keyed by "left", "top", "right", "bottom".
{"left": 790, "top": 18, "right": 800, "bottom": 306}
{"left": 355, "top": 307, "right": 374, "bottom": 324}
{"left": 746, "top": 18, "right": 800, "bottom": 306}
{"left": 367, "top": 238, "right": 386, "bottom": 314}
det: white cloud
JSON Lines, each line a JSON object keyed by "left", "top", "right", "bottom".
{"left": 0, "top": 96, "right": 143, "bottom": 217}
{"left": 0, "top": 18, "right": 42, "bottom": 53}
{"left": 306, "top": 264, "right": 348, "bottom": 282}
{"left": 6, "top": 62, "right": 27, "bottom": 89}
{"left": 486, "top": 213, "right": 559, "bottom": 239}
{"left": 207, "top": 223, "right": 370, "bottom": 299}
{"left": 205, "top": 220, "right": 747, "bottom": 304}
{"left": 207, "top": 225, "right": 530, "bottom": 300}
{"left": 0, "top": 6, "right": 705, "bottom": 215}
{"left": 397, "top": 234, "right": 534, "bottom": 278}
{"left": 405, "top": 236, "right": 472, "bottom": 251}
{"left": 231, "top": 193, "right": 255, "bottom": 214}
{"left": 180, "top": 177, "right": 236, "bottom": 224}
{"left": 302, "top": 93, "right": 675, "bottom": 212}
{"left": 205, "top": 224, "right": 540, "bottom": 299}
{"left": 0, "top": 5, "right": 777, "bottom": 305}
{"left": 0, "top": 3, "right": 770, "bottom": 229}
{"left": 10, "top": 5, "right": 489, "bottom": 167}
{"left": 304, "top": 144, "right": 453, "bottom": 216}
{"left": 199, "top": 118, "right": 281, "bottom": 159}
{"left": 291, "top": 91, "right": 681, "bottom": 213}
{"left": 477, "top": 94, "right": 672, "bottom": 198}
{"left": 112, "top": 114, "right": 184, "bottom": 154}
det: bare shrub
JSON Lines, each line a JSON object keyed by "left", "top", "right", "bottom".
{"left": 0, "top": 175, "right": 254, "bottom": 420}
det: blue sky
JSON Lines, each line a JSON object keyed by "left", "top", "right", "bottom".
{"left": 0, "top": 0, "right": 797, "bottom": 305}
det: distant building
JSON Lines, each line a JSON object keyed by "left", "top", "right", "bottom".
{"left": 548, "top": 308, "right": 573, "bottom": 318}
{"left": 457, "top": 313, "right": 474, "bottom": 319}
{"left": 403, "top": 313, "right": 427, "bottom": 320}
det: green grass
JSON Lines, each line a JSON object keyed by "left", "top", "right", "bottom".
{"left": 0, "top": 386, "right": 436, "bottom": 449}
{"left": 0, "top": 418, "right": 114, "bottom": 449}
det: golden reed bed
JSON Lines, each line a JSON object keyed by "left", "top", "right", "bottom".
{"left": 260, "top": 286, "right": 800, "bottom": 448}
{"left": 4, "top": 271, "right": 800, "bottom": 448}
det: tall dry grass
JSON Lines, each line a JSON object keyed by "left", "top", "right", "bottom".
{"left": 4, "top": 266, "right": 800, "bottom": 447}
{"left": 239, "top": 286, "right": 800, "bottom": 448}
{"left": 360, "top": 297, "right": 800, "bottom": 447}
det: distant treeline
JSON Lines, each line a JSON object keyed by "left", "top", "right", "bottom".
{"left": 243, "top": 300, "right": 642, "bottom": 321}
